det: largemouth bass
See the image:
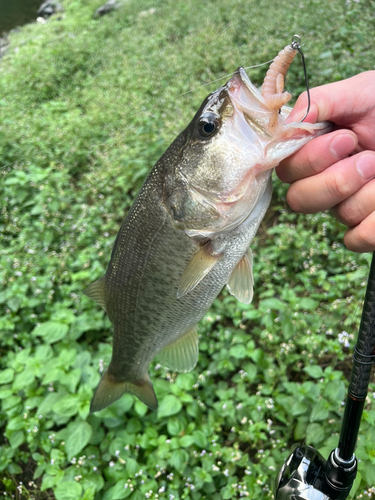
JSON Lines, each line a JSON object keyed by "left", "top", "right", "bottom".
{"left": 85, "top": 47, "right": 330, "bottom": 412}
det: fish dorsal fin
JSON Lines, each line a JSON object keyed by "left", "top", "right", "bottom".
{"left": 90, "top": 369, "right": 158, "bottom": 412}
{"left": 227, "top": 248, "right": 254, "bottom": 304}
{"left": 158, "top": 326, "right": 199, "bottom": 373}
{"left": 177, "top": 244, "right": 221, "bottom": 299}
{"left": 84, "top": 276, "right": 107, "bottom": 309}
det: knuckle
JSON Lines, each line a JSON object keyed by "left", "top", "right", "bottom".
{"left": 326, "top": 171, "right": 352, "bottom": 201}
{"left": 335, "top": 198, "right": 364, "bottom": 227}
{"left": 286, "top": 185, "right": 306, "bottom": 213}
{"left": 308, "top": 155, "right": 325, "bottom": 176}
{"left": 344, "top": 214, "right": 375, "bottom": 252}
{"left": 343, "top": 232, "right": 359, "bottom": 252}
{"left": 357, "top": 226, "right": 371, "bottom": 247}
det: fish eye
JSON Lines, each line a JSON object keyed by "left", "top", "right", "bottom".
{"left": 197, "top": 114, "right": 219, "bottom": 139}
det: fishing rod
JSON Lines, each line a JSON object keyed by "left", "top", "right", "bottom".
{"left": 274, "top": 252, "right": 375, "bottom": 500}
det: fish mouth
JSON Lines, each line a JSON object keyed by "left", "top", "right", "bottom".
{"left": 226, "top": 67, "right": 332, "bottom": 143}
{"left": 226, "top": 67, "right": 274, "bottom": 139}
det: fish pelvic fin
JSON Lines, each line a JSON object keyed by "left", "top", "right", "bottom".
{"left": 158, "top": 325, "right": 199, "bottom": 373}
{"left": 177, "top": 244, "right": 221, "bottom": 299}
{"left": 227, "top": 248, "right": 254, "bottom": 304}
{"left": 90, "top": 369, "right": 158, "bottom": 413}
{"left": 84, "top": 276, "right": 107, "bottom": 310}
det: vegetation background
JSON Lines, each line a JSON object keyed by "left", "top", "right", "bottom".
{"left": 0, "top": 0, "right": 375, "bottom": 498}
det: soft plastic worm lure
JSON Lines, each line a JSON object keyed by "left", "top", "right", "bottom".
{"left": 261, "top": 44, "right": 297, "bottom": 111}
{"left": 261, "top": 35, "right": 309, "bottom": 131}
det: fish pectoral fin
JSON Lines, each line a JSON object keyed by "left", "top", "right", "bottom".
{"left": 90, "top": 369, "right": 158, "bottom": 412}
{"left": 84, "top": 276, "right": 107, "bottom": 310}
{"left": 158, "top": 325, "right": 199, "bottom": 373}
{"left": 177, "top": 244, "right": 221, "bottom": 299}
{"left": 227, "top": 248, "right": 254, "bottom": 304}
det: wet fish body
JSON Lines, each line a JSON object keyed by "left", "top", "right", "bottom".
{"left": 86, "top": 64, "right": 330, "bottom": 412}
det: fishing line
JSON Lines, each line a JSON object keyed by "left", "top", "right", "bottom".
{"left": 126, "top": 59, "right": 274, "bottom": 120}
{"left": 172, "top": 59, "right": 275, "bottom": 100}
{"left": 129, "top": 35, "right": 311, "bottom": 122}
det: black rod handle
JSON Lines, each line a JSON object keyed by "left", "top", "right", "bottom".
{"left": 337, "top": 252, "right": 375, "bottom": 460}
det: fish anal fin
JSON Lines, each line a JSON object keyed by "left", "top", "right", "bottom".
{"left": 90, "top": 369, "right": 158, "bottom": 412}
{"left": 158, "top": 326, "right": 199, "bottom": 373}
{"left": 227, "top": 248, "right": 254, "bottom": 304}
{"left": 84, "top": 276, "right": 107, "bottom": 309}
{"left": 177, "top": 244, "right": 221, "bottom": 299}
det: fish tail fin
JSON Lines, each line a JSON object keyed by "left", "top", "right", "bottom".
{"left": 90, "top": 369, "right": 158, "bottom": 413}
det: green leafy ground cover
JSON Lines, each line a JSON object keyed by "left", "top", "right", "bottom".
{"left": 0, "top": 0, "right": 375, "bottom": 498}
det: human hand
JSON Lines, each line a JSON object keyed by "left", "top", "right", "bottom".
{"left": 276, "top": 71, "right": 375, "bottom": 252}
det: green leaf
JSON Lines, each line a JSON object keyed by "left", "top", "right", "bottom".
{"left": 7, "top": 417, "right": 25, "bottom": 431}
{"left": 54, "top": 394, "right": 80, "bottom": 417}
{"left": 176, "top": 373, "right": 195, "bottom": 391}
{"left": 7, "top": 297, "right": 20, "bottom": 312}
{"left": 363, "top": 461, "right": 375, "bottom": 485}
{"left": 0, "top": 368, "right": 14, "bottom": 384}
{"left": 43, "top": 368, "right": 65, "bottom": 384}
{"left": 32, "top": 321, "right": 69, "bottom": 344}
{"left": 125, "top": 457, "right": 138, "bottom": 476}
{"left": 167, "top": 416, "right": 184, "bottom": 436}
{"left": 304, "top": 365, "right": 324, "bottom": 379}
{"left": 193, "top": 430, "right": 207, "bottom": 448}
{"left": 291, "top": 401, "right": 308, "bottom": 416}
{"left": 324, "top": 380, "right": 346, "bottom": 402}
{"left": 7, "top": 462, "right": 22, "bottom": 474}
{"left": 60, "top": 369, "right": 82, "bottom": 393}
{"left": 8, "top": 430, "right": 25, "bottom": 449}
{"left": 103, "top": 480, "right": 131, "bottom": 500}
{"left": 134, "top": 400, "right": 148, "bottom": 417}
{"left": 2, "top": 395, "right": 21, "bottom": 410}
{"left": 179, "top": 435, "right": 195, "bottom": 447}
{"left": 306, "top": 423, "right": 325, "bottom": 445}
{"left": 169, "top": 449, "right": 188, "bottom": 470}
{"left": 297, "top": 298, "right": 319, "bottom": 310}
{"left": 65, "top": 421, "right": 92, "bottom": 460}
{"left": 294, "top": 417, "right": 308, "bottom": 440}
{"left": 0, "top": 389, "right": 12, "bottom": 399}
{"left": 37, "top": 392, "right": 64, "bottom": 416}
{"left": 54, "top": 481, "right": 83, "bottom": 500}
{"left": 282, "top": 319, "right": 294, "bottom": 340}
{"left": 229, "top": 344, "right": 247, "bottom": 359}
{"left": 157, "top": 395, "right": 182, "bottom": 418}
{"left": 259, "top": 298, "right": 285, "bottom": 311}
{"left": 41, "top": 473, "right": 56, "bottom": 491}
{"left": 13, "top": 370, "right": 35, "bottom": 391}
{"left": 81, "top": 486, "right": 96, "bottom": 500}
{"left": 243, "top": 309, "right": 261, "bottom": 320}
{"left": 310, "top": 401, "right": 329, "bottom": 422}
{"left": 58, "top": 348, "right": 77, "bottom": 367}
{"left": 82, "top": 472, "right": 104, "bottom": 493}
{"left": 349, "top": 471, "right": 362, "bottom": 499}
{"left": 31, "top": 204, "right": 44, "bottom": 215}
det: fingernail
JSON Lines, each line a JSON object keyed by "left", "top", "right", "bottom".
{"left": 287, "top": 108, "right": 306, "bottom": 123}
{"left": 287, "top": 103, "right": 317, "bottom": 124}
{"left": 330, "top": 134, "right": 357, "bottom": 159}
{"left": 356, "top": 154, "right": 375, "bottom": 179}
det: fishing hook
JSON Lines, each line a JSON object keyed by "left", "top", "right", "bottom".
{"left": 290, "top": 34, "right": 311, "bottom": 122}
